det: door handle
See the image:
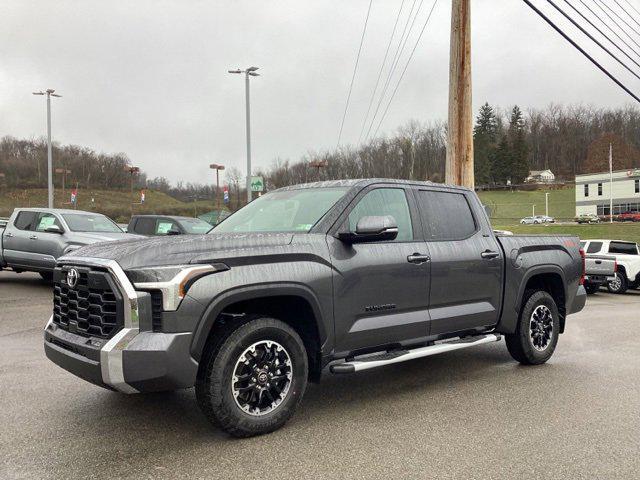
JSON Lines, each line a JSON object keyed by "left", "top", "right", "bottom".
{"left": 407, "top": 253, "right": 431, "bottom": 264}
{"left": 5, "top": 232, "right": 13, "bottom": 238}
{"left": 481, "top": 250, "right": 499, "bottom": 259}
{"left": 29, "top": 235, "right": 38, "bottom": 240}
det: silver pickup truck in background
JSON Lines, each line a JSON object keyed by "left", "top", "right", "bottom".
{"left": 0, "top": 208, "right": 141, "bottom": 281}
{"left": 583, "top": 254, "right": 616, "bottom": 294}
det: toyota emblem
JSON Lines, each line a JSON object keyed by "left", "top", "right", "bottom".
{"left": 66, "top": 268, "right": 79, "bottom": 288}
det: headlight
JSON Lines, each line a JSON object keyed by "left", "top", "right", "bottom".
{"left": 127, "top": 263, "right": 228, "bottom": 311}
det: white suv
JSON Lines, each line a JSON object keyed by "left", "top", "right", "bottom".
{"left": 581, "top": 239, "right": 640, "bottom": 293}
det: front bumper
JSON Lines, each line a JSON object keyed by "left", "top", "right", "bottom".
{"left": 44, "top": 256, "right": 199, "bottom": 393}
{"left": 44, "top": 319, "right": 198, "bottom": 392}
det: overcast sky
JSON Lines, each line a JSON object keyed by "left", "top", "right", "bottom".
{"left": 1, "top": 0, "right": 637, "bottom": 185}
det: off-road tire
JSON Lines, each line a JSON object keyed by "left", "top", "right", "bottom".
{"left": 505, "top": 290, "right": 560, "bottom": 365}
{"left": 195, "top": 316, "right": 308, "bottom": 438}
{"left": 607, "top": 272, "right": 628, "bottom": 294}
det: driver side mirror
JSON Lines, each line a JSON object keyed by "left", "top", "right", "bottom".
{"left": 44, "top": 225, "right": 64, "bottom": 234}
{"left": 339, "top": 215, "right": 398, "bottom": 244}
{"left": 166, "top": 228, "right": 182, "bottom": 236}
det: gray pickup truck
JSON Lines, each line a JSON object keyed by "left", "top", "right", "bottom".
{"left": 583, "top": 253, "right": 616, "bottom": 294}
{"left": 0, "top": 208, "right": 138, "bottom": 281}
{"left": 44, "top": 179, "right": 586, "bottom": 437}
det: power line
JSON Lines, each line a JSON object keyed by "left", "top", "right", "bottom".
{"left": 364, "top": 0, "right": 422, "bottom": 142}
{"left": 336, "top": 0, "right": 374, "bottom": 148}
{"left": 372, "top": 0, "right": 439, "bottom": 138}
{"left": 623, "top": 0, "right": 640, "bottom": 20}
{"left": 358, "top": 0, "right": 407, "bottom": 144}
{"left": 564, "top": 0, "right": 640, "bottom": 70}
{"left": 521, "top": 0, "right": 640, "bottom": 103}
{"left": 605, "top": 0, "right": 640, "bottom": 38}
{"left": 592, "top": 0, "right": 640, "bottom": 51}
{"left": 547, "top": 0, "right": 640, "bottom": 81}
{"left": 577, "top": 0, "right": 640, "bottom": 60}
{"left": 614, "top": 0, "right": 640, "bottom": 30}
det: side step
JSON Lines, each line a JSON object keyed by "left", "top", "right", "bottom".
{"left": 329, "top": 333, "right": 502, "bottom": 374}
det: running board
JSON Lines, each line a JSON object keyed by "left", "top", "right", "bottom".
{"left": 329, "top": 334, "right": 502, "bottom": 374}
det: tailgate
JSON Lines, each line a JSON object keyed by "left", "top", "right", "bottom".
{"left": 585, "top": 255, "right": 616, "bottom": 276}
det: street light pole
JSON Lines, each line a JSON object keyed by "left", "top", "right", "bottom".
{"left": 33, "top": 89, "right": 62, "bottom": 208}
{"left": 229, "top": 67, "right": 260, "bottom": 204}
{"left": 125, "top": 166, "right": 140, "bottom": 218}
{"left": 545, "top": 192, "right": 549, "bottom": 217}
{"left": 209, "top": 164, "right": 225, "bottom": 217}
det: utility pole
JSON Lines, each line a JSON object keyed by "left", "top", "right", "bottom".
{"left": 609, "top": 143, "right": 614, "bottom": 223}
{"left": 445, "top": 0, "right": 473, "bottom": 188}
{"left": 545, "top": 192, "right": 549, "bottom": 217}
{"left": 210, "top": 163, "right": 225, "bottom": 218}
{"left": 309, "top": 160, "right": 328, "bottom": 181}
{"left": 125, "top": 166, "right": 140, "bottom": 218}
{"left": 228, "top": 67, "right": 260, "bottom": 204}
{"left": 33, "top": 89, "right": 62, "bottom": 208}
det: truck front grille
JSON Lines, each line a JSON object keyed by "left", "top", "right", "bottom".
{"left": 52, "top": 266, "right": 124, "bottom": 339}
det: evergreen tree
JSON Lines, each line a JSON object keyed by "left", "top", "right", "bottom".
{"left": 508, "top": 105, "right": 530, "bottom": 183}
{"left": 473, "top": 103, "right": 498, "bottom": 185}
{"left": 492, "top": 135, "right": 512, "bottom": 184}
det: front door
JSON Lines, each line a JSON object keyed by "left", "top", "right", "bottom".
{"left": 328, "top": 186, "right": 431, "bottom": 355}
{"left": 413, "top": 188, "right": 503, "bottom": 335}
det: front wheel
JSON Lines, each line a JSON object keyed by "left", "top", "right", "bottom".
{"left": 505, "top": 290, "right": 560, "bottom": 365}
{"left": 607, "top": 272, "right": 628, "bottom": 294}
{"left": 196, "top": 316, "right": 308, "bottom": 438}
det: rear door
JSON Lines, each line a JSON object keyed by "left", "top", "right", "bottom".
{"left": 413, "top": 187, "right": 503, "bottom": 335}
{"left": 2, "top": 211, "right": 39, "bottom": 268}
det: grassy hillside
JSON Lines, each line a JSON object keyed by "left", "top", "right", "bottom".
{"left": 492, "top": 222, "right": 640, "bottom": 245}
{"left": 0, "top": 188, "right": 221, "bottom": 222}
{"left": 478, "top": 186, "right": 576, "bottom": 222}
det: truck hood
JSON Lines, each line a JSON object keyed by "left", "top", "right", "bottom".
{"left": 67, "top": 232, "right": 295, "bottom": 270}
{"left": 71, "top": 232, "right": 145, "bottom": 244}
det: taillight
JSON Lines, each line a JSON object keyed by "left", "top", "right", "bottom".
{"left": 579, "top": 248, "right": 586, "bottom": 285}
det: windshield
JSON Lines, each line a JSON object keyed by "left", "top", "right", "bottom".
{"left": 180, "top": 218, "right": 213, "bottom": 234}
{"left": 62, "top": 214, "right": 123, "bottom": 233}
{"left": 212, "top": 187, "right": 349, "bottom": 233}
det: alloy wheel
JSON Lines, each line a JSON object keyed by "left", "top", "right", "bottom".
{"left": 529, "top": 305, "right": 553, "bottom": 351}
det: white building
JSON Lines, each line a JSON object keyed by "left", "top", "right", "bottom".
{"left": 526, "top": 169, "right": 555, "bottom": 183}
{"left": 575, "top": 169, "right": 640, "bottom": 216}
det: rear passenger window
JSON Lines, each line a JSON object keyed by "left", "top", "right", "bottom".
{"left": 416, "top": 190, "right": 476, "bottom": 241}
{"left": 134, "top": 218, "right": 155, "bottom": 235}
{"left": 586, "top": 242, "right": 602, "bottom": 254}
{"left": 348, "top": 188, "right": 413, "bottom": 242}
{"left": 14, "top": 211, "right": 37, "bottom": 230}
{"left": 609, "top": 242, "right": 639, "bottom": 255}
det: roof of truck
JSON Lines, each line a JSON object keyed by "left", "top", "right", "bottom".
{"left": 274, "top": 178, "right": 472, "bottom": 192}
{"left": 13, "top": 207, "right": 97, "bottom": 215}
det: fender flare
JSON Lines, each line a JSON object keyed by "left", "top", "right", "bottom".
{"left": 190, "top": 282, "right": 328, "bottom": 361}
{"left": 515, "top": 264, "right": 567, "bottom": 313}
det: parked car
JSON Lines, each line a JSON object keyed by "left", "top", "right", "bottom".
{"left": 127, "top": 215, "right": 212, "bottom": 236}
{"left": 0, "top": 208, "right": 141, "bottom": 281}
{"left": 580, "top": 243, "right": 617, "bottom": 294}
{"left": 535, "top": 215, "right": 555, "bottom": 223}
{"left": 617, "top": 212, "right": 640, "bottom": 222}
{"left": 576, "top": 213, "right": 600, "bottom": 224}
{"left": 45, "top": 179, "right": 586, "bottom": 437}
{"left": 581, "top": 239, "right": 640, "bottom": 293}
{"left": 520, "top": 216, "right": 542, "bottom": 224}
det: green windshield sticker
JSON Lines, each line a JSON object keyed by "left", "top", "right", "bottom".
{"left": 37, "top": 216, "right": 56, "bottom": 230}
{"left": 156, "top": 222, "right": 173, "bottom": 234}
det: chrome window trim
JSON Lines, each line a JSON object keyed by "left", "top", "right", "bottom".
{"left": 55, "top": 255, "right": 141, "bottom": 393}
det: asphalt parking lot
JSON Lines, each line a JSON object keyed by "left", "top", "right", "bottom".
{"left": 1, "top": 271, "right": 639, "bottom": 479}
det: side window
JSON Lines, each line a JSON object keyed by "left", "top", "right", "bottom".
{"left": 584, "top": 184, "right": 589, "bottom": 197}
{"left": 609, "top": 242, "right": 639, "bottom": 255}
{"left": 35, "top": 213, "right": 62, "bottom": 232}
{"left": 13, "top": 211, "right": 38, "bottom": 231}
{"left": 417, "top": 190, "right": 477, "bottom": 241}
{"left": 134, "top": 218, "right": 156, "bottom": 235}
{"left": 598, "top": 183, "right": 602, "bottom": 196}
{"left": 155, "top": 220, "right": 178, "bottom": 235}
{"left": 586, "top": 241, "right": 602, "bottom": 254}
{"left": 348, "top": 188, "right": 413, "bottom": 242}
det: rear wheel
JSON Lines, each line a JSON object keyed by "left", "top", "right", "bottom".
{"left": 196, "top": 316, "right": 308, "bottom": 438}
{"left": 505, "top": 290, "right": 560, "bottom": 365}
{"left": 607, "top": 272, "right": 628, "bottom": 294}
